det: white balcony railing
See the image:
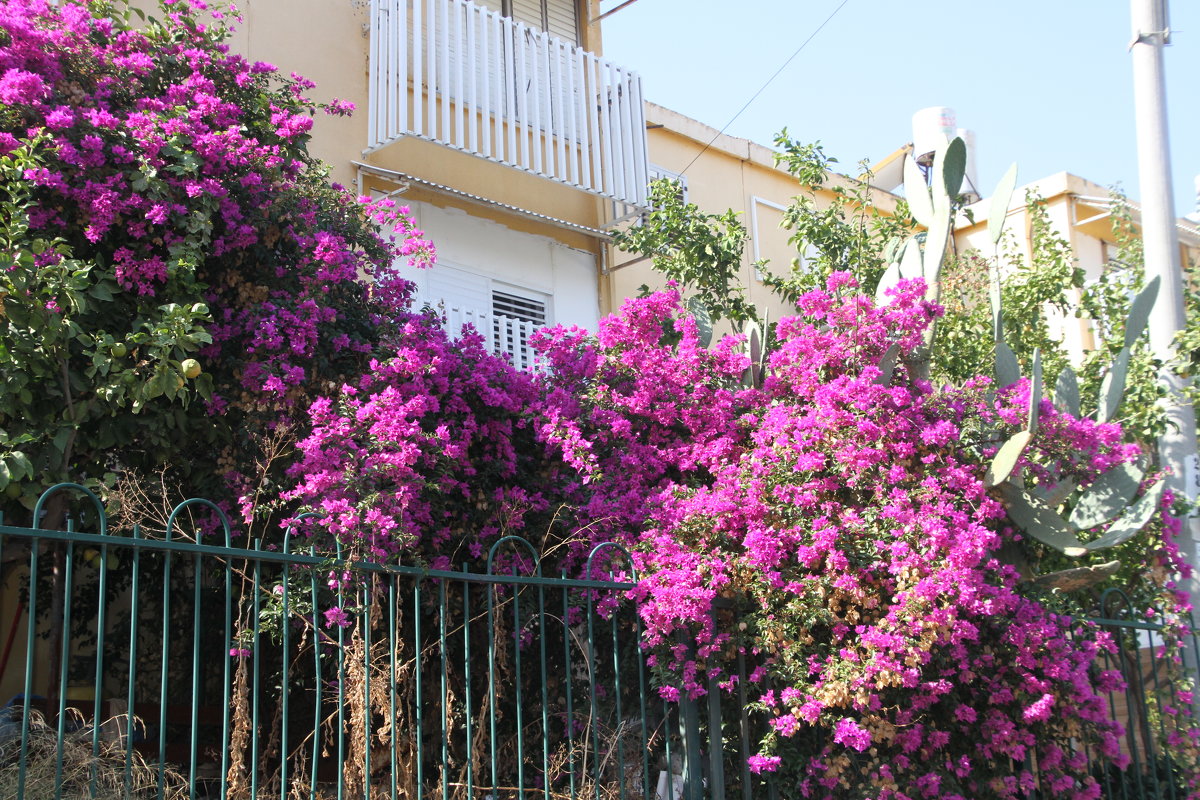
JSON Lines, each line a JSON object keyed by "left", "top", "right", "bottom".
{"left": 368, "top": 0, "right": 650, "bottom": 209}
{"left": 441, "top": 305, "right": 543, "bottom": 371}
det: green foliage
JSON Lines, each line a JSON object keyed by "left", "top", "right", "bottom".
{"left": 1054, "top": 366, "right": 1081, "bottom": 417}
{"left": 1069, "top": 463, "right": 1144, "bottom": 530}
{"left": 931, "top": 193, "right": 1084, "bottom": 388}
{"left": 997, "top": 483, "right": 1089, "bottom": 557}
{"left": 988, "top": 163, "right": 1019, "bottom": 246}
{"left": 984, "top": 430, "right": 1032, "bottom": 487}
{"left": 1076, "top": 192, "right": 1168, "bottom": 443}
{"left": 761, "top": 134, "right": 913, "bottom": 302}
{"left": 0, "top": 139, "right": 214, "bottom": 507}
{"left": 611, "top": 178, "right": 757, "bottom": 329}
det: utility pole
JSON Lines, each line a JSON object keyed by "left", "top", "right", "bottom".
{"left": 1129, "top": 0, "right": 1200, "bottom": 636}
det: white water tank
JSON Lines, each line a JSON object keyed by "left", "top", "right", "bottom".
{"left": 912, "top": 106, "right": 956, "bottom": 166}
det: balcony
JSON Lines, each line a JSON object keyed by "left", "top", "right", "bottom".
{"left": 368, "top": 0, "right": 650, "bottom": 210}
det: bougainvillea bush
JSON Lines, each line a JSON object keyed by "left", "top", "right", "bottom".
{"left": 0, "top": 0, "right": 431, "bottom": 524}
{"left": 4, "top": 2, "right": 1198, "bottom": 798}
{"left": 601, "top": 276, "right": 1195, "bottom": 798}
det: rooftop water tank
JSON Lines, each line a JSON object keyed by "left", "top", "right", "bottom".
{"left": 912, "top": 106, "right": 956, "bottom": 167}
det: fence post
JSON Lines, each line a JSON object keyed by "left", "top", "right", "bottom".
{"left": 705, "top": 675, "right": 724, "bottom": 799}
{"left": 678, "top": 690, "right": 704, "bottom": 800}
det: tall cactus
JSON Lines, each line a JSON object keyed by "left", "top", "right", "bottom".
{"left": 875, "top": 138, "right": 967, "bottom": 382}
{"left": 877, "top": 137, "right": 1167, "bottom": 591}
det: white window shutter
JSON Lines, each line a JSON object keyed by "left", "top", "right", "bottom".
{"left": 424, "top": 266, "right": 492, "bottom": 340}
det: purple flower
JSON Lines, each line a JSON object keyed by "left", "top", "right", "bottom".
{"left": 323, "top": 606, "right": 351, "bottom": 629}
{"left": 833, "top": 718, "right": 871, "bottom": 752}
{"left": 746, "top": 755, "right": 781, "bottom": 774}
{"left": 0, "top": 68, "right": 48, "bottom": 105}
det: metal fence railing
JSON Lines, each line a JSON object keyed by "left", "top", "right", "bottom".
{"left": 1056, "top": 589, "right": 1200, "bottom": 800}
{"left": 0, "top": 485, "right": 694, "bottom": 799}
{"left": 0, "top": 484, "right": 1196, "bottom": 799}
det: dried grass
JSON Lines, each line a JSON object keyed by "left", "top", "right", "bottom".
{"left": 0, "top": 708, "right": 187, "bottom": 799}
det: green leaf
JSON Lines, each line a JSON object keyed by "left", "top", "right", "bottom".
{"left": 144, "top": 368, "right": 171, "bottom": 401}
{"left": 989, "top": 265, "right": 1003, "bottom": 343}
{"left": 1086, "top": 478, "right": 1166, "bottom": 551}
{"left": 6, "top": 451, "right": 32, "bottom": 480}
{"left": 1124, "top": 275, "right": 1160, "bottom": 349}
{"left": 1027, "top": 348, "right": 1042, "bottom": 434}
{"left": 0, "top": 459, "right": 9, "bottom": 491}
{"left": 923, "top": 212, "right": 951, "bottom": 294}
{"left": 881, "top": 237, "right": 904, "bottom": 265}
{"left": 985, "top": 430, "right": 1032, "bottom": 487}
{"left": 194, "top": 372, "right": 214, "bottom": 402}
{"left": 1030, "top": 560, "right": 1121, "bottom": 592}
{"left": 1069, "top": 463, "right": 1145, "bottom": 530}
{"left": 686, "top": 297, "right": 713, "bottom": 348}
{"left": 52, "top": 426, "right": 72, "bottom": 454}
{"left": 988, "top": 163, "right": 1019, "bottom": 246}
{"left": 941, "top": 136, "right": 967, "bottom": 202}
{"left": 997, "top": 483, "right": 1088, "bottom": 557}
{"left": 1054, "top": 367, "right": 1081, "bottom": 418}
{"left": 875, "top": 344, "right": 900, "bottom": 386}
{"left": 1098, "top": 347, "right": 1131, "bottom": 422}
{"left": 995, "top": 342, "right": 1021, "bottom": 389}
{"left": 1034, "top": 477, "right": 1077, "bottom": 509}
{"left": 903, "top": 156, "right": 934, "bottom": 228}
{"left": 88, "top": 282, "right": 113, "bottom": 302}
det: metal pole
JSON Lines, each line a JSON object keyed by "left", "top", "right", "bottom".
{"left": 1131, "top": 0, "right": 1183, "bottom": 343}
{"left": 1130, "top": 0, "right": 1200, "bottom": 648}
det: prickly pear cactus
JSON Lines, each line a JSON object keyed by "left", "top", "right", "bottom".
{"left": 878, "top": 137, "right": 1167, "bottom": 591}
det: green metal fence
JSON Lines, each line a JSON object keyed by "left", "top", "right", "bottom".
{"left": 1053, "top": 588, "right": 1200, "bottom": 800}
{"left": 0, "top": 484, "right": 761, "bottom": 799}
{"left": 0, "top": 483, "right": 1196, "bottom": 799}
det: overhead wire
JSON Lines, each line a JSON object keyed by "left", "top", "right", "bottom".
{"left": 676, "top": 0, "right": 853, "bottom": 177}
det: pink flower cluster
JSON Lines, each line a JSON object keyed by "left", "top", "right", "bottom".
{"left": 285, "top": 319, "right": 548, "bottom": 567}
{"left": 1, "top": 0, "right": 434, "bottom": 511}
{"left": 281, "top": 271, "right": 1197, "bottom": 797}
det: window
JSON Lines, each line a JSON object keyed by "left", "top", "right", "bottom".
{"left": 416, "top": 265, "right": 550, "bottom": 370}
{"left": 475, "top": 0, "right": 578, "bottom": 43}
{"left": 492, "top": 288, "right": 548, "bottom": 370}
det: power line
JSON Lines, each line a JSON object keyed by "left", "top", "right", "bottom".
{"left": 677, "top": 0, "right": 853, "bottom": 177}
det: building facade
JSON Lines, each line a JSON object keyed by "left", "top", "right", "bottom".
{"left": 206, "top": 0, "right": 650, "bottom": 366}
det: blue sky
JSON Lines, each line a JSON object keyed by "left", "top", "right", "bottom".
{"left": 599, "top": 0, "right": 1200, "bottom": 216}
